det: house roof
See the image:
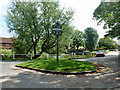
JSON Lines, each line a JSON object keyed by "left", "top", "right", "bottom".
{"left": 0, "top": 37, "right": 14, "bottom": 44}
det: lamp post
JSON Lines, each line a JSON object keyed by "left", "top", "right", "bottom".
{"left": 52, "top": 22, "right": 62, "bottom": 61}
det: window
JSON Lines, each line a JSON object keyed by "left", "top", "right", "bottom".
{"left": 0, "top": 44, "right": 2, "bottom": 46}
{"left": 5, "top": 44, "right": 9, "bottom": 46}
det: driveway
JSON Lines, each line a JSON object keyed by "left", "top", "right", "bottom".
{"left": 0, "top": 54, "right": 120, "bottom": 88}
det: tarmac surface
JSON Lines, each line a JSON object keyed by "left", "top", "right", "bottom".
{"left": 0, "top": 51, "right": 120, "bottom": 89}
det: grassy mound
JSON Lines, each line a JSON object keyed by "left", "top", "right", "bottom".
{"left": 17, "top": 60, "right": 97, "bottom": 73}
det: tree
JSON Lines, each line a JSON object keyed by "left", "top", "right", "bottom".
{"left": 6, "top": 1, "right": 74, "bottom": 58}
{"left": 12, "top": 39, "right": 29, "bottom": 54}
{"left": 71, "top": 30, "right": 84, "bottom": 49}
{"left": 93, "top": 2, "right": 120, "bottom": 39}
{"left": 46, "top": 26, "right": 74, "bottom": 54}
{"left": 98, "top": 37, "right": 118, "bottom": 50}
{"left": 84, "top": 27, "right": 99, "bottom": 52}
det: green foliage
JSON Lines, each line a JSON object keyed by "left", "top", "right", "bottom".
{"left": 0, "top": 47, "right": 5, "bottom": 49}
{"left": 1, "top": 50, "right": 13, "bottom": 59}
{"left": 71, "top": 30, "right": 84, "bottom": 49}
{"left": 83, "top": 51, "right": 91, "bottom": 55}
{"left": 58, "top": 26, "right": 74, "bottom": 53}
{"left": 12, "top": 39, "right": 23, "bottom": 54}
{"left": 17, "top": 60, "right": 97, "bottom": 72}
{"left": 99, "top": 46, "right": 107, "bottom": 49}
{"left": 98, "top": 37, "right": 118, "bottom": 49}
{"left": 1, "top": 49, "right": 12, "bottom": 54}
{"left": 68, "top": 49, "right": 84, "bottom": 55}
{"left": 46, "top": 47, "right": 56, "bottom": 54}
{"left": 93, "top": 2, "right": 120, "bottom": 39}
{"left": 6, "top": 1, "right": 74, "bottom": 56}
{"left": 12, "top": 39, "right": 31, "bottom": 54}
{"left": 46, "top": 26, "right": 74, "bottom": 54}
{"left": 37, "top": 54, "right": 48, "bottom": 60}
{"left": 84, "top": 27, "right": 99, "bottom": 52}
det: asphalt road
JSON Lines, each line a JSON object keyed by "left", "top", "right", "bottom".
{"left": 0, "top": 52, "right": 120, "bottom": 88}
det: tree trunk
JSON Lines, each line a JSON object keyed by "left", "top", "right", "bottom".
{"left": 77, "top": 46, "right": 79, "bottom": 50}
{"left": 32, "top": 38, "right": 56, "bottom": 59}
{"left": 26, "top": 44, "right": 34, "bottom": 54}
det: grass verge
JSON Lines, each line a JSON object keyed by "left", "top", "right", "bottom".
{"left": 17, "top": 59, "right": 97, "bottom": 73}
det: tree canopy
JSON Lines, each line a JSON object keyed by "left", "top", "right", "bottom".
{"left": 71, "top": 30, "right": 84, "bottom": 49}
{"left": 93, "top": 2, "right": 120, "bottom": 39}
{"left": 6, "top": 1, "right": 74, "bottom": 58}
{"left": 84, "top": 27, "right": 99, "bottom": 52}
{"left": 98, "top": 37, "right": 118, "bottom": 50}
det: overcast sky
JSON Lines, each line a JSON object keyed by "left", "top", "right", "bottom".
{"left": 0, "top": 0, "right": 110, "bottom": 39}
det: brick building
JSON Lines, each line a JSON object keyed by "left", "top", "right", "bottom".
{"left": 0, "top": 37, "right": 14, "bottom": 49}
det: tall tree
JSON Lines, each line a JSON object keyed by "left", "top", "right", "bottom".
{"left": 71, "top": 30, "right": 84, "bottom": 49}
{"left": 84, "top": 27, "right": 99, "bottom": 52}
{"left": 6, "top": 1, "right": 74, "bottom": 58}
{"left": 93, "top": 1, "right": 120, "bottom": 39}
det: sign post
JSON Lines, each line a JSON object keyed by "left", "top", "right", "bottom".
{"left": 52, "top": 22, "right": 62, "bottom": 61}
{"left": 56, "top": 35, "right": 59, "bottom": 61}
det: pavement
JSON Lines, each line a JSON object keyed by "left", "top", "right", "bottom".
{"left": 106, "top": 51, "right": 119, "bottom": 55}
{"left": 0, "top": 51, "right": 120, "bottom": 88}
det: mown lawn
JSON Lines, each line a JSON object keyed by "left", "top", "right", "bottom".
{"left": 17, "top": 60, "right": 97, "bottom": 73}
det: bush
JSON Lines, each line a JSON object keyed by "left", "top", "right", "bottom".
{"left": 83, "top": 51, "right": 90, "bottom": 55}
{"left": 0, "top": 47, "right": 5, "bottom": 49}
{"left": 109, "top": 49, "right": 116, "bottom": 51}
{"left": 68, "top": 49, "right": 84, "bottom": 54}
{"left": 37, "top": 54, "right": 48, "bottom": 60}
{"left": 1, "top": 49, "right": 13, "bottom": 60}
{"left": 85, "top": 54, "right": 92, "bottom": 58}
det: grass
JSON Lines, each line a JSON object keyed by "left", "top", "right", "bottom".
{"left": 17, "top": 59, "right": 97, "bottom": 73}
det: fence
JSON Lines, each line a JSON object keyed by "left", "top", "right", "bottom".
{"left": 0, "top": 52, "right": 96, "bottom": 60}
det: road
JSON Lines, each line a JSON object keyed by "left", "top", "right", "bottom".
{"left": 106, "top": 51, "right": 118, "bottom": 55}
{"left": 0, "top": 52, "right": 120, "bottom": 88}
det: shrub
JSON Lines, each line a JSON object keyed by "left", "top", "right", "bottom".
{"left": 37, "top": 54, "right": 48, "bottom": 60}
{"left": 83, "top": 51, "right": 90, "bottom": 55}
{"left": 68, "top": 49, "right": 84, "bottom": 54}
{"left": 1, "top": 49, "right": 13, "bottom": 60}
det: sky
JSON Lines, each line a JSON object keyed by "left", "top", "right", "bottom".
{"left": 0, "top": 0, "right": 112, "bottom": 39}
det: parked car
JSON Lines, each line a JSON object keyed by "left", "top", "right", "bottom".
{"left": 96, "top": 50, "right": 105, "bottom": 57}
